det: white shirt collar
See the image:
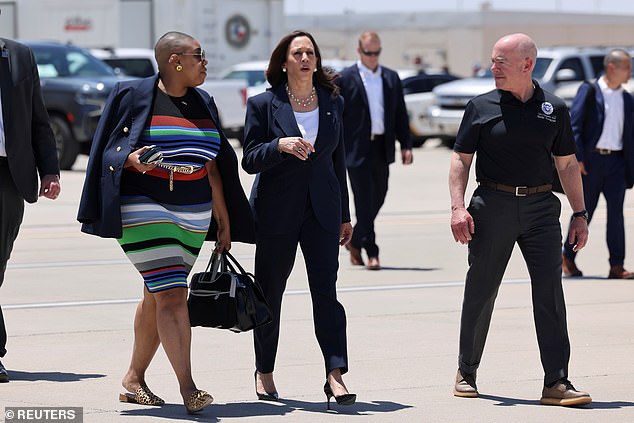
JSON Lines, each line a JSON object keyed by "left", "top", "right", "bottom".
{"left": 599, "top": 75, "right": 624, "bottom": 94}
{"left": 357, "top": 60, "right": 382, "bottom": 76}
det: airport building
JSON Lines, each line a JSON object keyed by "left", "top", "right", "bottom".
{"left": 2, "top": 0, "right": 634, "bottom": 76}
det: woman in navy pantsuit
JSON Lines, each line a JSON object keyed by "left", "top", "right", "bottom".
{"left": 241, "top": 30, "right": 356, "bottom": 409}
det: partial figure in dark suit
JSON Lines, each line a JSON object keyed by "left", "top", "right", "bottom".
{"left": 78, "top": 32, "right": 254, "bottom": 414}
{"left": 338, "top": 31, "right": 413, "bottom": 270}
{"left": 0, "top": 37, "right": 61, "bottom": 383}
{"left": 562, "top": 49, "right": 634, "bottom": 279}
{"left": 242, "top": 30, "right": 356, "bottom": 409}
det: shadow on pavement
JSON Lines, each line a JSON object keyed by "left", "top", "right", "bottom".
{"left": 119, "top": 399, "right": 412, "bottom": 420}
{"left": 479, "top": 394, "right": 634, "bottom": 409}
{"left": 8, "top": 370, "right": 106, "bottom": 382}
{"left": 478, "top": 394, "right": 544, "bottom": 407}
{"left": 585, "top": 400, "right": 634, "bottom": 410}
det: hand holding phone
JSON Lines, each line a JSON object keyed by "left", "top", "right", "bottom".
{"left": 138, "top": 145, "right": 163, "bottom": 165}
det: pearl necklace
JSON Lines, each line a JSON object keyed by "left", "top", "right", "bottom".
{"left": 286, "top": 84, "right": 316, "bottom": 107}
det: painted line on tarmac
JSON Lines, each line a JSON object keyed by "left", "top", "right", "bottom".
{"left": 285, "top": 278, "right": 530, "bottom": 295}
{"left": 6, "top": 254, "right": 255, "bottom": 269}
{"left": 4, "top": 298, "right": 140, "bottom": 310}
{"left": 7, "top": 259, "right": 129, "bottom": 269}
{"left": 3, "top": 278, "right": 531, "bottom": 310}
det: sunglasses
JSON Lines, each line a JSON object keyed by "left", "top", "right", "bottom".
{"left": 361, "top": 48, "right": 381, "bottom": 57}
{"left": 174, "top": 50, "right": 206, "bottom": 61}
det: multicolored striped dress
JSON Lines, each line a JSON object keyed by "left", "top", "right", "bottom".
{"left": 118, "top": 88, "right": 221, "bottom": 292}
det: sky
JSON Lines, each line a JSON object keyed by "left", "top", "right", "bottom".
{"left": 284, "top": 0, "right": 634, "bottom": 16}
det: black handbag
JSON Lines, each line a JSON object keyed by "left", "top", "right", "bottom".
{"left": 188, "top": 251, "right": 272, "bottom": 333}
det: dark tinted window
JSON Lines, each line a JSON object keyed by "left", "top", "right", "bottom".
{"left": 103, "top": 58, "right": 155, "bottom": 77}
{"left": 30, "top": 45, "right": 115, "bottom": 78}
{"left": 558, "top": 58, "right": 584, "bottom": 81}
{"left": 532, "top": 58, "right": 552, "bottom": 80}
{"left": 590, "top": 56, "right": 605, "bottom": 77}
{"left": 402, "top": 74, "right": 458, "bottom": 95}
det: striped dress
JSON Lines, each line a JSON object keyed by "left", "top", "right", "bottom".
{"left": 118, "top": 88, "right": 221, "bottom": 292}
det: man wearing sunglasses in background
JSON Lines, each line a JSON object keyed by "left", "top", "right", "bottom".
{"left": 338, "top": 31, "right": 413, "bottom": 270}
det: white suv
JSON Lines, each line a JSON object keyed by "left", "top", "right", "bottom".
{"left": 91, "top": 48, "right": 248, "bottom": 141}
{"left": 219, "top": 59, "right": 355, "bottom": 99}
{"left": 429, "top": 47, "right": 608, "bottom": 146}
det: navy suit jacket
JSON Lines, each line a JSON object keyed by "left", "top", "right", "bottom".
{"left": 77, "top": 75, "right": 255, "bottom": 243}
{"left": 570, "top": 80, "right": 634, "bottom": 188}
{"left": 338, "top": 63, "right": 411, "bottom": 168}
{"left": 241, "top": 84, "right": 350, "bottom": 235}
{"left": 0, "top": 38, "right": 59, "bottom": 203}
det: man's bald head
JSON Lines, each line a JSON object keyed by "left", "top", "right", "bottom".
{"left": 494, "top": 33, "right": 537, "bottom": 63}
{"left": 490, "top": 33, "right": 538, "bottom": 97}
{"left": 155, "top": 31, "right": 195, "bottom": 71}
{"left": 604, "top": 48, "right": 631, "bottom": 68}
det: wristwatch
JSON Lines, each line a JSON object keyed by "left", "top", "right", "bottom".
{"left": 571, "top": 210, "right": 589, "bottom": 220}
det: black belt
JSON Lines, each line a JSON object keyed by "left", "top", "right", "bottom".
{"left": 0, "top": 156, "right": 8, "bottom": 166}
{"left": 370, "top": 134, "right": 385, "bottom": 141}
{"left": 478, "top": 181, "right": 552, "bottom": 197}
{"left": 594, "top": 148, "right": 622, "bottom": 155}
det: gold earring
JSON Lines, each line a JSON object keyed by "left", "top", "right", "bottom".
{"left": 176, "top": 64, "right": 183, "bottom": 72}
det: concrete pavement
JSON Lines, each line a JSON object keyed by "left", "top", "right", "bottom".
{"left": 1, "top": 140, "right": 633, "bottom": 422}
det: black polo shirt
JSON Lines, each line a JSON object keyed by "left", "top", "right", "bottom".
{"left": 454, "top": 81, "right": 576, "bottom": 187}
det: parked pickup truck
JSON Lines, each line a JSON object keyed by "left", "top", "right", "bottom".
{"left": 24, "top": 40, "right": 122, "bottom": 170}
{"left": 554, "top": 52, "right": 634, "bottom": 106}
{"left": 429, "top": 47, "right": 609, "bottom": 147}
{"left": 91, "top": 48, "right": 247, "bottom": 142}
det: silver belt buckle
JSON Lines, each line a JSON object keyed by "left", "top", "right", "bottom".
{"left": 515, "top": 186, "right": 528, "bottom": 196}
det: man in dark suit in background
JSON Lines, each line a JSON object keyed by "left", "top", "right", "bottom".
{"left": 562, "top": 49, "right": 634, "bottom": 279}
{"left": 338, "top": 31, "right": 413, "bottom": 270}
{"left": 0, "top": 36, "right": 61, "bottom": 382}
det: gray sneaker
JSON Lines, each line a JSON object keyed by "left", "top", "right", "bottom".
{"left": 0, "top": 360, "right": 9, "bottom": 383}
{"left": 453, "top": 369, "right": 478, "bottom": 397}
{"left": 540, "top": 379, "right": 591, "bottom": 406}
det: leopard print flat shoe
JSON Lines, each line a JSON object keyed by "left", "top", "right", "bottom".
{"left": 184, "top": 389, "right": 213, "bottom": 414}
{"left": 119, "top": 383, "right": 165, "bottom": 406}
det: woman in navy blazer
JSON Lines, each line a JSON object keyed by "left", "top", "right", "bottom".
{"left": 78, "top": 32, "right": 254, "bottom": 414}
{"left": 242, "top": 30, "right": 356, "bottom": 409}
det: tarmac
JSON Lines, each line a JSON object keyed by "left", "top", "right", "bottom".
{"left": 1, "top": 140, "right": 633, "bottom": 422}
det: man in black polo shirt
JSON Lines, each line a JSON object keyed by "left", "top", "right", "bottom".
{"left": 448, "top": 33, "right": 591, "bottom": 406}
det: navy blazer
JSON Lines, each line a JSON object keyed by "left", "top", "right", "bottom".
{"left": 77, "top": 75, "right": 255, "bottom": 243}
{"left": 338, "top": 63, "right": 411, "bottom": 168}
{"left": 570, "top": 80, "right": 634, "bottom": 188}
{"left": 241, "top": 84, "right": 350, "bottom": 235}
{"left": 0, "top": 38, "right": 59, "bottom": 203}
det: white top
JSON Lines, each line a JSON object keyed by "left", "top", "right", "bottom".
{"left": 357, "top": 60, "right": 385, "bottom": 136}
{"left": 294, "top": 107, "right": 319, "bottom": 146}
{"left": 595, "top": 76, "right": 624, "bottom": 151}
{"left": 0, "top": 87, "right": 5, "bottom": 156}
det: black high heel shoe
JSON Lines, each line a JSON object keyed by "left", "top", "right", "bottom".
{"left": 254, "top": 370, "right": 279, "bottom": 401}
{"left": 324, "top": 381, "right": 356, "bottom": 410}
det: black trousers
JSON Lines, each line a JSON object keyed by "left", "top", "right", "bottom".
{"left": 253, "top": 203, "right": 348, "bottom": 375}
{"left": 563, "top": 151, "right": 627, "bottom": 266}
{"left": 347, "top": 140, "right": 389, "bottom": 258}
{"left": 458, "top": 188, "right": 570, "bottom": 385}
{"left": 0, "top": 159, "right": 25, "bottom": 358}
